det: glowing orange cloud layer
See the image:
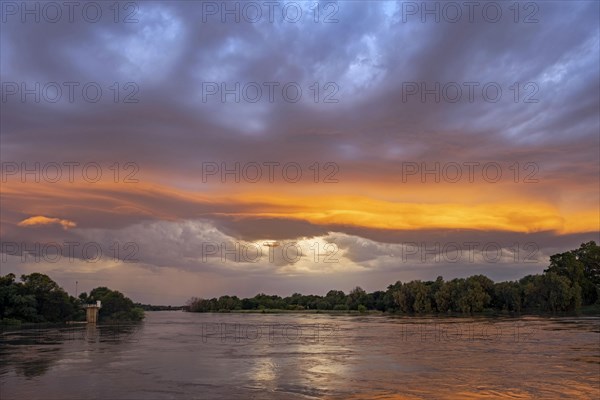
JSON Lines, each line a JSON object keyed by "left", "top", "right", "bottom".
{"left": 1, "top": 179, "right": 598, "bottom": 234}
{"left": 219, "top": 194, "right": 597, "bottom": 234}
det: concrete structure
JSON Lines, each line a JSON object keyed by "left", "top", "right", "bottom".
{"left": 85, "top": 300, "right": 102, "bottom": 324}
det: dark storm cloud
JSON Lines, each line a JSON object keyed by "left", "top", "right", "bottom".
{"left": 2, "top": 1, "right": 598, "bottom": 170}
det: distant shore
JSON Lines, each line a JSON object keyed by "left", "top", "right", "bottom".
{"left": 180, "top": 303, "right": 600, "bottom": 316}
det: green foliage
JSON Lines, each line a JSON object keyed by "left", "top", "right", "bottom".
{"left": 325, "top": 290, "right": 347, "bottom": 309}
{"left": 393, "top": 281, "right": 431, "bottom": 313}
{"left": 460, "top": 278, "right": 491, "bottom": 313}
{"left": 0, "top": 273, "right": 143, "bottom": 323}
{"left": 347, "top": 287, "right": 368, "bottom": 310}
{"left": 434, "top": 279, "right": 453, "bottom": 313}
{"left": 521, "top": 273, "right": 579, "bottom": 312}
{"left": 545, "top": 241, "right": 600, "bottom": 304}
{"left": 0, "top": 273, "right": 74, "bottom": 322}
{"left": 88, "top": 287, "right": 144, "bottom": 321}
{"left": 493, "top": 281, "right": 522, "bottom": 312}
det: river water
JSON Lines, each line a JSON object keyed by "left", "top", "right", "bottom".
{"left": 1, "top": 311, "right": 598, "bottom": 399}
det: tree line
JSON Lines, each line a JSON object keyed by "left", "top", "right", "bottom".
{"left": 0, "top": 273, "right": 144, "bottom": 323}
{"left": 136, "top": 304, "right": 185, "bottom": 311}
{"left": 187, "top": 241, "right": 600, "bottom": 314}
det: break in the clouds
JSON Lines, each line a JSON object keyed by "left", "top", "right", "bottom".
{"left": 0, "top": 1, "right": 598, "bottom": 303}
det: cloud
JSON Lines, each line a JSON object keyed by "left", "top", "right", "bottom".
{"left": 0, "top": 1, "right": 598, "bottom": 297}
{"left": 17, "top": 216, "right": 77, "bottom": 230}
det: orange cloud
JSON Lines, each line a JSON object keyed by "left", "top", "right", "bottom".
{"left": 17, "top": 215, "right": 77, "bottom": 230}
{"left": 2, "top": 180, "right": 598, "bottom": 235}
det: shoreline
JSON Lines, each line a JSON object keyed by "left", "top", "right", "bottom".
{"left": 2, "top": 304, "right": 598, "bottom": 328}
{"left": 180, "top": 303, "right": 600, "bottom": 317}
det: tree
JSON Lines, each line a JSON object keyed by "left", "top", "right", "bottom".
{"left": 325, "top": 290, "right": 346, "bottom": 309}
{"left": 574, "top": 241, "right": 600, "bottom": 285}
{"left": 217, "top": 295, "right": 241, "bottom": 311}
{"left": 546, "top": 241, "right": 599, "bottom": 304}
{"left": 493, "top": 281, "right": 522, "bottom": 312}
{"left": 458, "top": 278, "right": 491, "bottom": 313}
{"left": 434, "top": 280, "right": 453, "bottom": 313}
{"left": 522, "top": 273, "right": 577, "bottom": 312}
{"left": 20, "top": 273, "right": 73, "bottom": 322}
{"left": 347, "top": 287, "right": 367, "bottom": 310}
{"left": 546, "top": 252, "right": 584, "bottom": 286}
{"left": 543, "top": 272, "right": 578, "bottom": 312}
{"left": 0, "top": 273, "right": 17, "bottom": 319}
{"left": 89, "top": 287, "right": 144, "bottom": 321}
{"left": 468, "top": 275, "right": 495, "bottom": 300}
{"left": 0, "top": 274, "right": 38, "bottom": 322}
{"left": 370, "top": 290, "right": 387, "bottom": 311}
{"left": 392, "top": 283, "right": 413, "bottom": 313}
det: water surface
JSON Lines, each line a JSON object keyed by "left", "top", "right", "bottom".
{"left": 1, "top": 312, "right": 598, "bottom": 399}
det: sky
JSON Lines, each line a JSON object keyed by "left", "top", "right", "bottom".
{"left": 1, "top": 0, "right": 599, "bottom": 305}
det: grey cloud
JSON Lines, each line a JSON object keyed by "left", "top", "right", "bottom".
{"left": 1, "top": 1, "right": 598, "bottom": 296}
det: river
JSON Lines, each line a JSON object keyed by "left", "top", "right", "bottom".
{"left": 1, "top": 311, "right": 598, "bottom": 399}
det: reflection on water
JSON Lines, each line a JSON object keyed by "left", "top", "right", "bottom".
{"left": 0, "top": 322, "right": 142, "bottom": 380}
{"left": 1, "top": 312, "right": 598, "bottom": 399}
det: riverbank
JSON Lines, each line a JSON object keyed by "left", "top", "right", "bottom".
{"left": 183, "top": 303, "right": 600, "bottom": 317}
